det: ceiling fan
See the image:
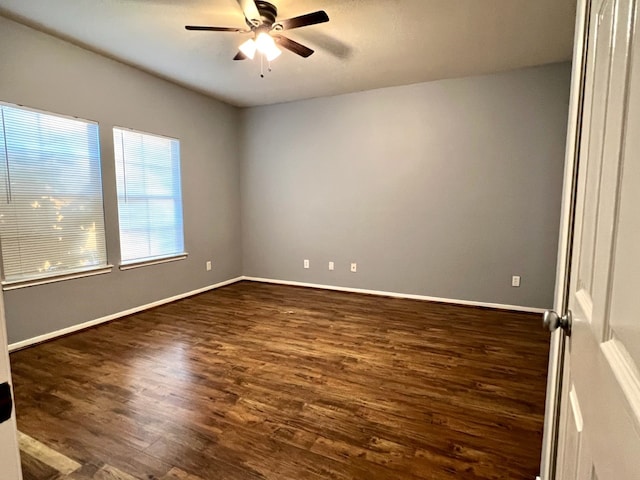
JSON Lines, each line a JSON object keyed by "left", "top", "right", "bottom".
{"left": 185, "top": 0, "right": 329, "bottom": 62}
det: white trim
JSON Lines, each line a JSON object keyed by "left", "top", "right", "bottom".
{"left": 119, "top": 253, "right": 188, "bottom": 270}
{"left": 2, "top": 265, "right": 113, "bottom": 291}
{"left": 0, "top": 100, "right": 99, "bottom": 125}
{"left": 569, "top": 386, "right": 584, "bottom": 433}
{"left": 113, "top": 125, "right": 179, "bottom": 142}
{"left": 241, "top": 276, "right": 546, "bottom": 313}
{"left": 541, "top": 0, "right": 592, "bottom": 477}
{"left": 8, "top": 276, "right": 243, "bottom": 352}
{"left": 601, "top": 338, "right": 640, "bottom": 430}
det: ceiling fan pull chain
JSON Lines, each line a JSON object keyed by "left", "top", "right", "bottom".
{"left": 260, "top": 53, "right": 264, "bottom": 78}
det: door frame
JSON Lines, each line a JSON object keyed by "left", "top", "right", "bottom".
{"left": 539, "top": 0, "right": 592, "bottom": 478}
{"left": 0, "top": 288, "right": 22, "bottom": 479}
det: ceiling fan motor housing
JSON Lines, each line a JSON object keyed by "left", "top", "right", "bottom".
{"left": 253, "top": 1, "right": 278, "bottom": 27}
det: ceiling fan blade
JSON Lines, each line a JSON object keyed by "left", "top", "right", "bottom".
{"left": 275, "top": 35, "right": 314, "bottom": 58}
{"left": 185, "top": 25, "right": 244, "bottom": 32}
{"left": 237, "top": 0, "right": 261, "bottom": 25}
{"left": 278, "top": 11, "right": 329, "bottom": 31}
{"left": 233, "top": 51, "right": 247, "bottom": 61}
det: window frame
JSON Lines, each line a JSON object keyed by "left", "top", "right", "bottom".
{"left": 0, "top": 101, "right": 112, "bottom": 290}
{"left": 112, "top": 126, "right": 187, "bottom": 270}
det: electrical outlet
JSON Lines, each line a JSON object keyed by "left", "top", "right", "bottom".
{"left": 512, "top": 275, "right": 521, "bottom": 287}
{"left": 350, "top": 263, "right": 357, "bottom": 273}
{"left": 206, "top": 261, "right": 212, "bottom": 271}
{"left": 328, "top": 261, "right": 334, "bottom": 271}
{"left": 304, "top": 259, "right": 310, "bottom": 269}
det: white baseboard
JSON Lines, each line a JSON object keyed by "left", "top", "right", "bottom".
{"left": 241, "top": 276, "right": 546, "bottom": 314}
{"left": 8, "top": 276, "right": 244, "bottom": 352}
{"left": 8, "top": 275, "right": 544, "bottom": 351}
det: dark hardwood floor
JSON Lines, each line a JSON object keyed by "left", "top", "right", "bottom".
{"left": 10, "top": 281, "right": 550, "bottom": 480}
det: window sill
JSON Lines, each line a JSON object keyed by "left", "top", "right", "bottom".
{"left": 2, "top": 265, "right": 114, "bottom": 291}
{"left": 119, "top": 253, "right": 188, "bottom": 271}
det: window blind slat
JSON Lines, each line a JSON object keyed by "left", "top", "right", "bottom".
{"left": 0, "top": 104, "right": 108, "bottom": 282}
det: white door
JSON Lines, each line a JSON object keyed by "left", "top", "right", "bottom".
{"left": 544, "top": 0, "right": 640, "bottom": 478}
{"left": 0, "top": 291, "right": 22, "bottom": 479}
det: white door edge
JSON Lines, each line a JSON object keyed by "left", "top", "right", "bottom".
{"left": 539, "top": 0, "right": 591, "bottom": 478}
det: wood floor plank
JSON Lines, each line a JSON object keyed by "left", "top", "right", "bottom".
{"left": 11, "top": 281, "right": 550, "bottom": 479}
{"left": 18, "top": 450, "right": 60, "bottom": 480}
{"left": 18, "top": 431, "right": 81, "bottom": 475}
{"left": 160, "top": 467, "right": 206, "bottom": 480}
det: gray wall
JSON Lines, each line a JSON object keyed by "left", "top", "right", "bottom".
{"left": 0, "top": 17, "right": 243, "bottom": 344}
{"left": 241, "top": 63, "right": 571, "bottom": 308}
{"left": 0, "top": 15, "right": 571, "bottom": 345}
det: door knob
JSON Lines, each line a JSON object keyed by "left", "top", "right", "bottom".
{"left": 543, "top": 310, "right": 572, "bottom": 336}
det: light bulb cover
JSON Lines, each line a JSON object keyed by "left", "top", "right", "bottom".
{"left": 238, "top": 38, "right": 257, "bottom": 60}
{"left": 255, "top": 32, "right": 281, "bottom": 62}
{"left": 265, "top": 45, "right": 282, "bottom": 62}
{"left": 255, "top": 32, "right": 275, "bottom": 52}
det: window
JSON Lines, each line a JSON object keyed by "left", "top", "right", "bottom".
{"left": 0, "top": 103, "right": 108, "bottom": 286}
{"left": 113, "top": 128, "right": 185, "bottom": 266}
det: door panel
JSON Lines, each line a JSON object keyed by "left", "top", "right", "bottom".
{"left": 600, "top": 16, "right": 640, "bottom": 431}
{"left": 574, "top": 0, "right": 615, "bottom": 305}
{"left": 554, "top": 0, "right": 640, "bottom": 478}
{"left": 557, "top": 376, "right": 584, "bottom": 479}
{"left": 608, "top": 29, "right": 640, "bottom": 369}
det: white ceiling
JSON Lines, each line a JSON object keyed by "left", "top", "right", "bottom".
{"left": 0, "top": 0, "right": 577, "bottom": 107}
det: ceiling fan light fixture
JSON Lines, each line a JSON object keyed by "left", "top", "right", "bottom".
{"left": 256, "top": 32, "right": 281, "bottom": 61}
{"left": 239, "top": 38, "right": 257, "bottom": 59}
{"left": 265, "top": 45, "right": 282, "bottom": 62}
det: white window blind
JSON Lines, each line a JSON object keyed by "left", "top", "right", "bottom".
{"left": 0, "top": 103, "right": 108, "bottom": 284}
{"left": 113, "top": 128, "right": 184, "bottom": 264}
